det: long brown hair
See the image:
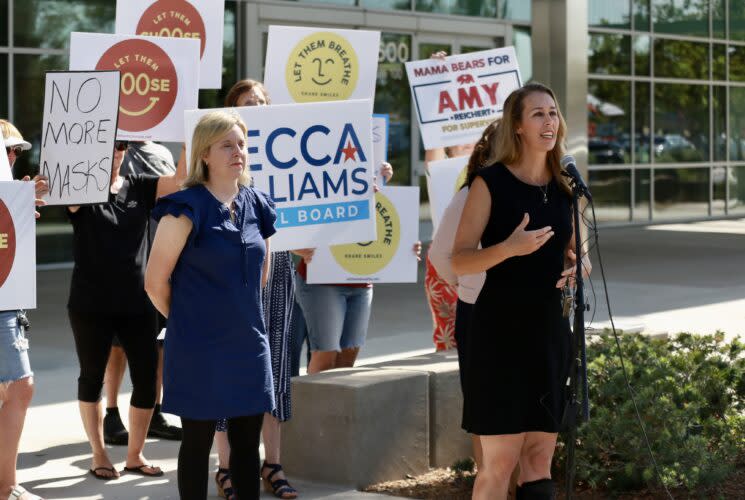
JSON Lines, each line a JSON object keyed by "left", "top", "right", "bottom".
{"left": 464, "top": 119, "right": 501, "bottom": 188}
{"left": 486, "top": 83, "right": 571, "bottom": 194}
{"left": 224, "top": 79, "right": 270, "bottom": 107}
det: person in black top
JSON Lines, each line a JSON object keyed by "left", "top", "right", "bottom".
{"left": 67, "top": 140, "right": 185, "bottom": 480}
{"left": 452, "top": 83, "right": 591, "bottom": 500}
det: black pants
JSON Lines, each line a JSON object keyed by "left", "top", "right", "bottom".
{"left": 68, "top": 309, "right": 158, "bottom": 408}
{"left": 178, "top": 414, "right": 264, "bottom": 500}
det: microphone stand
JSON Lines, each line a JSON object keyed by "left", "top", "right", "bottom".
{"left": 564, "top": 179, "right": 590, "bottom": 500}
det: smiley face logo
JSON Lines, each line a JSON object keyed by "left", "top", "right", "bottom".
{"left": 0, "top": 198, "right": 17, "bottom": 288}
{"left": 330, "top": 191, "right": 400, "bottom": 276}
{"left": 285, "top": 32, "right": 359, "bottom": 102}
{"left": 136, "top": 0, "right": 207, "bottom": 58}
{"left": 96, "top": 39, "right": 179, "bottom": 132}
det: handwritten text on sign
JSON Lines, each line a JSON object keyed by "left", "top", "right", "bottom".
{"left": 40, "top": 71, "right": 120, "bottom": 206}
{"left": 405, "top": 47, "right": 521, "bottom": 149}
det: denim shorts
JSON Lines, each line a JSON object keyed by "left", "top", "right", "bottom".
{"left": 0, "top": 310, "right": 33, "bottom": 385}
{"left": 294, "top": 275, "right": 373, "bottom": 352}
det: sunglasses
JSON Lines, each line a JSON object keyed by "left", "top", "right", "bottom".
{"left": 115, "top": 141, "right": 129, "bottom": 151}
{"left": 5, "top": 146, "right": 24, "bottom": 157}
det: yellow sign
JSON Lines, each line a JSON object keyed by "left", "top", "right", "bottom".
{"left": 285, "top": 32, "right": 359, "bottom": 102}
{"left": 330, "top": 191, "right": 400, "bottom": 275}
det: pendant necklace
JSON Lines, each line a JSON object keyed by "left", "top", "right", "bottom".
{"left": 538, "top": 183, "right": 549, "bottom": 204}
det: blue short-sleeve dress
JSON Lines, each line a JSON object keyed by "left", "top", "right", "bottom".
{"left": 152, "top": 184, "right": 277, "bottom": 420}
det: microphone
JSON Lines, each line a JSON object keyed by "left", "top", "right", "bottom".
{"left": 560, "top": 155, "right": 592, "bottom": 201}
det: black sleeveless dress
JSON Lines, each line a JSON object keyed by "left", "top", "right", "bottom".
{"left": 462, "top": 163, "right": 573, "bottom": 435}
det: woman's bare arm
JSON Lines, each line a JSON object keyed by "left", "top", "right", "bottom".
{"left": 145, "top": 214, "right": 193, "bottom": 317}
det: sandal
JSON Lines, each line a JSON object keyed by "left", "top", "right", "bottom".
{"left": 8, "top": 485, "right": 44, "bottom": 500}
{"left": 215, "top": 468, "right": 236, "bottom": 500}
{"left": 123, "top": 464, "right": 164, "bottom": 477}
{"left": 88, "top": 467, "right": 119, "bottom": 480}
{"left": 261, "top": 462, "right": 298, "bottom": 499}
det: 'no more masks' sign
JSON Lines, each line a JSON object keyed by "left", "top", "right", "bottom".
{"left": 40, "top": 71, "right": 120, "bottom": 206}
{"left": 0, "top": 182, "right": 36, "bottom": 310}
{"left": 263, "top": 25, "right": 379, "bottom": 106}
{"left": 406, "top": 47, "right": 521, "bottom": 149}
{"left": 115, "top": 0, "right": 225, "bottom": 89}
{"left": 184, "top": 99, "right": 376, "bottom": 252}
{"left": 307, "top": 186, "right": 420, "bottom": 284}
{"left": 70, "top": 32, "right": 200, "bottom": 142}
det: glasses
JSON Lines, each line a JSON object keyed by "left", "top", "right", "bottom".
{"left": 115, "top": 141, "right": 129, "bottom": 151}
{"left": 5, "top": 146, "right": 24, "bottom": 157}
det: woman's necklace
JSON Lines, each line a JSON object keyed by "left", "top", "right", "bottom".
{"left": 538, "top": 182, "right": 549, "bottom": 204}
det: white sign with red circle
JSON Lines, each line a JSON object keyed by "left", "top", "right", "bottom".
{"left": 115, "top": 0, "right": 224, "bottom": 89}
{"left": 0, "top": 181, "right": 36, "bottom": 310}
{"left": 69, "top": 32, "right": 200, "bottom": 142}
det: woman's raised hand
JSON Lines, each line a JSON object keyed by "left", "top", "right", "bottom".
{"left": 504, "top": 213, "right": 553, "bottom": 257}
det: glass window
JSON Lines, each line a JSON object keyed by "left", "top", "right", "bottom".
{"left": 588, "top": 80, "right": 631, "bottom": 165}
{"left": 498, "top": 0, "right": 530, "bottom": 21}
{"left": 654, "top": 84, "right": 709, "bottom": 163}
{"left": 653, "top": 167, "right": 709, "bottom": 219}
{"left": 652, "top": 0, "right": 709, "bottom": 37}
{"left": 729, "top": 165, "right": 745, "bottom": 213}
{"left": 286, "top": 0, "right": 356, "bottom": 5}
{"left": 713, "top": 44, "right": 726, "bottom": 80}
{"left": 0, "top": 54, "right": 6, "bottom": 119}
{"left": 589, "top": 34, "right": 630, "bottom": 75}
{"left": 417, "top": 0, "right": 497, "bottom": 17}
{"left": 634, "top": 36, "right": 650, "bottom": 76}
{"left": 360, "top": 0, "right": 411, "bottom": 9}
{"left": 0, "top": 0, "right": 7, "bottom": 46}
{"left": 730, "top": 0, "right": 745, "bottom": 41}
{"left": 197, "top": 1, "right": 238, "bottom": 109}
{"left": 712, "top": 166, "right": 726, "bottom": 215}
{"left": 714, "top": 86, "right": 726, "bottom": 161}
{"left": 729, "top": 46, "right": 745, "bottom": 81}
{"left": 729, "top": 87, "right": 745, "bottom": 161}
{"left": 634, "top": 168, "right": 651, "bottom": 221}
{"left": 713, "top": 0, "right": 726, "bottom": 38}
{"left": 14, "top": 0, "right": 115, "bottom": 49}
{"left": 634, "top": 0, "right": 650, "bottom": 31}
{"left": 588, "top": 169, "right": 631, "bottom": 222}
{"left": 377, "top": 33, "right": 412, "bottom": 186}
{"left": 635, "top": 82, "right": 650, "bottom": 163}
{"left": 461, "top": 44, "right": 497, "bottom": 54}
{"left": 512, "top": 27, "right": 532, "bottom": 82}
{"left": 418, "top": 42, "right": 451, "bottom": 60}
{"left": 589, "top": 0, "right": 630, "bottom": 29}
{"left": 653, "top": 39, "right": 708, "bottom": 80}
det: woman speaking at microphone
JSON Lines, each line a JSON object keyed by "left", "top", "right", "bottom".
{"left": 452, "top": 83, "right": 590, "bottom": 500}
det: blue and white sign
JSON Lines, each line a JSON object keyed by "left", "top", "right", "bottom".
{"left": 184, "top": 99, "right": 376, "bottom": 251}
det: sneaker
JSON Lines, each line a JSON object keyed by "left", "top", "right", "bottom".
{"left": 148, "top": 411, "right": 183, "bottom": 440}
{"left": 103, "top": 408, "right": 129, "bottom": 446}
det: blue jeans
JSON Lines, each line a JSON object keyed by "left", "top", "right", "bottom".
{"left": 0, "top": 311, "right": 33, "bottom": 385}
{"left": 294, "top": 275, "right": 373, "bottom": 352}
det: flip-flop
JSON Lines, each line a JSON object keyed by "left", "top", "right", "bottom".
{"left": 123, "top": 464, "right": 164, "bottom": 477}
{"left": 89, "top": 467, "right": 119, "bottom": 480}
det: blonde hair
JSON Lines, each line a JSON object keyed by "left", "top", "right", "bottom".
{"left": 184, "top": 111, "right": 251, "bottom": 189}
{"left": 486, "top": 83, "right": 571, "bottom": 195}
{"left": 0, "top": 119, "right": 24, "bottom": 142}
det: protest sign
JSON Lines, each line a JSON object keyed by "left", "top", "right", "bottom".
{"left": 406, "top": 47, "right": 521, "bottom": 149}
{"left": 372, "top": 113, "right": 389, "bottom": 184}
{"left": 69, "top": 32, "right": 200, "bottom": 142}
{"left": 426, "top": 156, "right": 469, "bottom": 231}
{"left": 39, "top": 71, "right": 120, "bottom": 206}
{"left": 184, "top": 99, "right": 376, "bottom": 251}
{"left": 0, "top": 130, "right": 11, "bottom": 181}
{"left": 0, "top": 182, "right": 36, "bottom": 310}
{"left": 307, "top": 186, "right": 419, "bottom": 284}
{"left": 115, "top": 0, "right": 224, "bottom": 89}
{"left": 263, "top": 25, "right": 379, "bottom": 105}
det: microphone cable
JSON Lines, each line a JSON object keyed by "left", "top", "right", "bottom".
{"left": 582, "top": 197, "right": 675, "bottom": 500}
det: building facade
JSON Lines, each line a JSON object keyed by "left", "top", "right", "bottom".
{"left": 1, "top": 0, "right": 743, "bottom": 262}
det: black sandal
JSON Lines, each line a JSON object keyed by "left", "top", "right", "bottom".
{"left": 261, "top": 462, "right": 298, "bottom": 499}
{"left": 215, "top": 468, "right": 236, "bottom": 500}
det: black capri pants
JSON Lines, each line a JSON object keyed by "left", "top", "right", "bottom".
{"left": 68, "top": 309, "right": 158, "bottom": 408}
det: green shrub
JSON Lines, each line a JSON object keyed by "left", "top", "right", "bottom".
{"left": 556, "top": 332, "right": 745, "bottom": 493}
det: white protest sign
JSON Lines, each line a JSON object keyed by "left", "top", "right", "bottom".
{"left": 426, "top": 156, "right": 469, "bottom": 231}
{"left": 406, "top": 47, "right": 521, "bottom": 149}
{"left": 115, "top": 0, "right": 225, "bottom": 89}
{"left": 0, "top": 182, "right": 36, "bottom": 310}
{"left": 264, "top": 25, "right": 380, "bottom": 106}
{"left": 39, "top": 71, "right": 120, "bottom": 206}
{"left": 0, "top": 130, "right": 11, "bottom": 181}
{"left": 307, "top": 186, "right": 419, "bottom": 284}
{"left": 372, "top": 113, "right": 389, "bottom": 183}
{"left": 69, "top": 32, "right": 200, "bottom": 142}
{"left": 184, "top": 100, "right": 376, "bottom": 252}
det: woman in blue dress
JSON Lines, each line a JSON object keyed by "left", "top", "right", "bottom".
{"left": 145, "top": 111, "right": 276, "bottom": 500}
